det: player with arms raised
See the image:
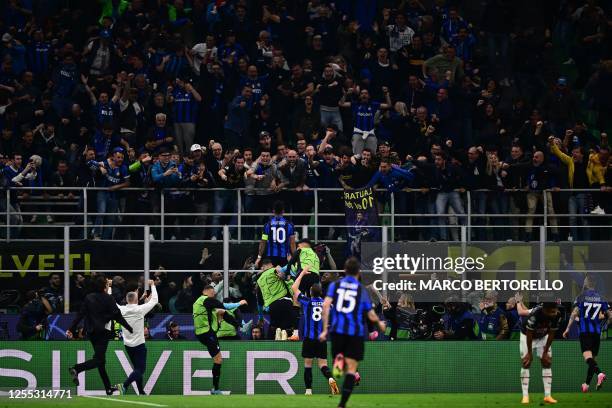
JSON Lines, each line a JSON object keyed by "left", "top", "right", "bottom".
{"left": 256, "top": 200, "right": 295, "bottom": 267}
{"left": 193, "top": 285, "right": 246, "bottom": 395}
{"left": 563, "top": 276, "right": 611, "bottom": 392}
{"left": 292, "top": 269, "right": 339, "bottom": 395}
{"left": 519, "top": 300, "right": 562, "bottom": 405}
{"left": 319, "top": 257, "right": 386, "bottom": 408}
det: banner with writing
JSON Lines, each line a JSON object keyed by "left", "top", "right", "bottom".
{"left": 343, "top": 187, "right": 380, "bottom": 259}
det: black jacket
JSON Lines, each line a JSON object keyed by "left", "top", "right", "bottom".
{"left": 69, "top": 291, "right": 133, "bottom": 336}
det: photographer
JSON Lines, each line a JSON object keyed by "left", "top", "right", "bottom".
{"left": 434, "top": 298, "right": 481, "bottom": 340}
{"left": 479, "top": 291, "right": 510, "bottom": 340}
{"left": 17, "top": 289, "right": 52, "bottom": 340}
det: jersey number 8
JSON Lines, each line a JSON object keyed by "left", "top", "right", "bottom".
{"left": 312, "top": 306, "right": 322, "bottom": 321}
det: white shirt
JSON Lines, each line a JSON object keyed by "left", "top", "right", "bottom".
{"left": 116, "top": 286, "right": 159, "bottom": 347}
{"left": 191, "top": 43, "right": 217, "bottom": 75}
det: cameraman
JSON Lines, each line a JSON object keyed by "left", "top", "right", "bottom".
{"left": 434, "top": 298, "right": 481, "bottom": 340}
{"left": 17, "top": 289, "right": 52, "bottom": 340}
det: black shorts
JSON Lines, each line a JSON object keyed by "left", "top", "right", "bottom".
{"left": 579, "top": 332, "right": 601, "bottom": 355}
{"left": 269, "top": 256, "right": 288, "bottom": 267}
{"left": 299, "top": 273, "right": 321, "bottom": 294}
{"left": 269, "top": 298, "right": 295, "bottom": 330}
{"left": 196, "top": 331, "right": 221, "bottom": 357}
{"left": 331, "top": 333, "right": 365, "bottom": 361}
{"left": 302, "top": 338, "right": 328, "bottom": 359}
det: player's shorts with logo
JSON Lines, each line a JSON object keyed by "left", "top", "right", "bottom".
{"left": 579, "top": 332, "right": 601, "bottom": 355}
{"left": 302, "top": 337, "right": 328, "bottom": 359}
{"left": 331, "top": 333, "right": 365, "bottom": 361}
{"left": 196, "top": 331, "right": 221, "bottom": 357}
{"left": 519, "top": 332, "right": 552, "bottom": 359}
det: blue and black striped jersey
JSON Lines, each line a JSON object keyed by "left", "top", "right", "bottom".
{"left": 298, "top": 294, "right": 324, "bottom": 340}
{"left": 262, "top": 216, "right": 294, "bottom": 258}
{"left": 574, "top": 289, "right": 609, "bottom": 335}
{"left": 326, "top": 276, "right": 372, "bottom": 337}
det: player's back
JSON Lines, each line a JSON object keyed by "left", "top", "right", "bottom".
{"left": 327, "top": 276, "right": 372, "bottom": 337}
{"left": 576, "top": 289, "right": 609, "bottom": 335}
{"left": 264, "top": 216, "right": 294, "bottom": 258}
{"left": 299, "top": 294, "right": 324, "bottom": 339}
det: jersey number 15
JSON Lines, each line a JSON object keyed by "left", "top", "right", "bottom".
{"left": 336, "top": 288, "right": 357, "bottom": 313}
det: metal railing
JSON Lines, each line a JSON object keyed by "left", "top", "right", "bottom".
{"left": 2, "top": 186, "right": 610, "bottom": 242}
{"left": 2, "top": 223, "right": 596, "bottom": 314}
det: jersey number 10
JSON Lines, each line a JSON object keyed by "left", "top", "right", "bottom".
{"left": 271, "top": 226, "right": 286, "bottom": 243}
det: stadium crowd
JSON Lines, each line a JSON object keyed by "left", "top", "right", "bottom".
{"left": 0, "top": 0, "right": 610, "bottom": 243}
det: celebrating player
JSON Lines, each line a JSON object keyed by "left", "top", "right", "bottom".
{"left": 112, "top": 279, "right": 159, "bottom": 395}
{"left": 519, "top": 300, "right": 562, "bottom": 405}
{"left": 291, "top": 269, "right": 339, "bottom": 395}
{"left": 319, "top": 257, "right": 386, "bottom": 408}
{"left": 288, "top": 238, "right": 321, "bottom": 293}
{"left": 193, "top": 285, "right": 246, "bottom": 394}
{"left": 256, "top": 258, "right": 295, "bottom": 339}
{"left": 563, "top": 276, "right": 611, "bottom": 392}
{"left": 256, "top": 200, "right": 296, "bottom": 267}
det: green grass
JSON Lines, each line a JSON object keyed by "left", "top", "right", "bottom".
{"left": 0, "top": 393, "right": 611, "bottom": 408}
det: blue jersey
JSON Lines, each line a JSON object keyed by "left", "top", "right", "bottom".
{"left": 352, "top": 101, "right": 380, "bottom": 131}
{"left": 298, "top": 294, "right": 324, "bottom": 340}
{"left": 575, "top": 289, "right": 609, "bottom": 335}
{"left": 172, "top": 88, "right": 198, "bottom": 123}
{"left": 239, "top": 75, "right": 268, "bottom": 104}
{"left": 27, "top": 41, "right": 51, "bottom": 75}
{"left": 92, "top": 130, "right": 123, "bottom": 161}
{"left": 326, "top": 276, "right": 372, "bottom": 337}
{"left": 262, "top": 216, "right": 294, "bottom": 258}
{"left": 99, "top": 160, "right": 130, "bottom": 188}
{"left": 95, "top": 101, "right": 119, "bottom": 126}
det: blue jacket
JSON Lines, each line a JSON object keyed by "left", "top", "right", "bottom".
{"left": 367, "top": 165, "right": 414, "bottom": 192}
{"left": 152, "top": 160, "right": 181, "bottom": 187}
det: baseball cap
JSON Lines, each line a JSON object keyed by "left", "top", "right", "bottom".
{"left": 190, "top": 144, "right": 203, "bottom": 152}
{"left": 2, "top": 33, "right": 12, "bottom": 43}
{"left": 100, "top": 30, "right": 111, "bottom": 39}
{"left": 379, "top": 140, "right": 391, "bottom": 147}
{"left": 259, "top": 131, "right": 271, "bottom": 139}
{"left": 557, "top": 77, "right": 567, "bottom": 86}
{"left": 323, "top": 146, "right": 334, "bottom": 154}
{"left": 111, "top": 147, "right": 124, "bottom": 154}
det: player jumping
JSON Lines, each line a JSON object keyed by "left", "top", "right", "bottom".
{"left": 519, "top": 300, "right": 562, "bottom": 405}
{"left": 319, "top": 257, "right": 386, "bottom": 408}
{"left": 193, "top": 285, "right": 247, "bottom": 394}
{"left": 292, "top": 269, "right": 339, "bottom": 395}
{"left": 563, "top": 276, "right": 611, "bottom": 392}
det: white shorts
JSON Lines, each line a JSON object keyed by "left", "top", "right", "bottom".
{"left": 520, "top": 332, "right": 552, "bottom": 359}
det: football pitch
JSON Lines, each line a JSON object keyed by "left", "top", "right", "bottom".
{"left": 0, "top": 393, "right": 611, "bottom": 408}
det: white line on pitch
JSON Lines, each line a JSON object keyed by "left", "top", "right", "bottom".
{"left": 81, "top": 395, "right": 167, "bottom": 407}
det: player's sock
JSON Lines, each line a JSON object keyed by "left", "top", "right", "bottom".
{"left": 212, "top": 363, "right": 221, "bottom": 390}
{"left": 520, "top": 368, "right": 530, "bottom": 397}
{"left": 304, "top": 367, "right": 313, "bottom": 389}
{"left": 321, "top": 365, "right": 333, "bottom": 380}
{"left": 339, "top": 373, "right": 355, "bottom": 407}
{"left": 542, "top": 368, "right": 552, "bottom": 397}
{"left": 586, "top": 364, "right": 595, "bottom": 385}
{"left": 586, "top": 358, "right": 600, "bottom": 384}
